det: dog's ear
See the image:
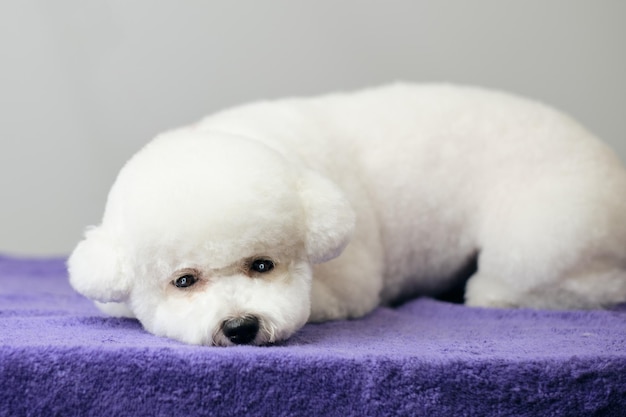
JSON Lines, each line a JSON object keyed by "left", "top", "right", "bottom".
{"left": 298, "top": 170, "right": 356, "bottom": 264}
{"left": 67, "top": 226, "right": 130, "bottom": 302}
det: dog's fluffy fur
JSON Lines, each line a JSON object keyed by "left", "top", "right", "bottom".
{"left": 68, "top": 84, "right": 626, "bottom": 346}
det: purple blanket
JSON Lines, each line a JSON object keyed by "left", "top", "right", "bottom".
{"left": 1, "top": 255, "right": 625, "bottom": 416}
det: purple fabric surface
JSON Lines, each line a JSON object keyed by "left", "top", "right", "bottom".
{"left": 1, "top": 255, "right": 625, "bottom": 417}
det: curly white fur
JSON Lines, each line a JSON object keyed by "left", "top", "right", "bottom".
{"left": 68, "top": 84, "right": 626, "bottom": 346}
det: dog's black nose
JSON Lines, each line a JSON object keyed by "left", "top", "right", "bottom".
{"left": 222, "top": 316, "right": 260, "bottom": 345}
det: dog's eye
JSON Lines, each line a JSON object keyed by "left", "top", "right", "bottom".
{"left": 173, "top": 274, "right": 198, "bottom": 288}
{"left": 250, "top": 259, "right": 274, "bottom": 274}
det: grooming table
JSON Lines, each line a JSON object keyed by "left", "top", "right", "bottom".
{"left": 1, "top": 255, "right": 624, "bottom": 416}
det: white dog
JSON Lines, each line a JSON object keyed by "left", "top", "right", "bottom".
{"left": 68, "top": 84, "right": 626, "bottom": 346}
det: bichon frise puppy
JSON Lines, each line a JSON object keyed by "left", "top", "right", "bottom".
{"left": 68, "top": 84, "right": 626, "bottom": 346}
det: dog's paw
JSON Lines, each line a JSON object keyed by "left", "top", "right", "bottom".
{"left": 464, "top": 274, "right": 521, "bottom": 309}
{"left": 94, "top": 300, "right": 136, "bottom": 318}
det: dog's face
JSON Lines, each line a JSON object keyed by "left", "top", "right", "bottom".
{"left": 68, "top": 130, "right": 354, "bottom": 346}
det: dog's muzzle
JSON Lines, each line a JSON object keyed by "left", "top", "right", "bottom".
{"left": 221, "top": 315, "right": 260, "bottom": 345}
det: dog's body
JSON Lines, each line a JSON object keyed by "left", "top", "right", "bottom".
{"left": 68, "top": 84, "right": 626, "bottom": 346}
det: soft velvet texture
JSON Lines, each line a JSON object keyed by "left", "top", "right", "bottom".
{"left": 1, "top": 255, "right": 625, "bottom": 416}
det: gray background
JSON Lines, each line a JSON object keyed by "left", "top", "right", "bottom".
{"left": 1, "top": 1, "right": 625, "bottom": 256}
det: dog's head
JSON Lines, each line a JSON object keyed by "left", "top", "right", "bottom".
{"left": 67, "top": 130, "right": 354, "bottom": 346}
